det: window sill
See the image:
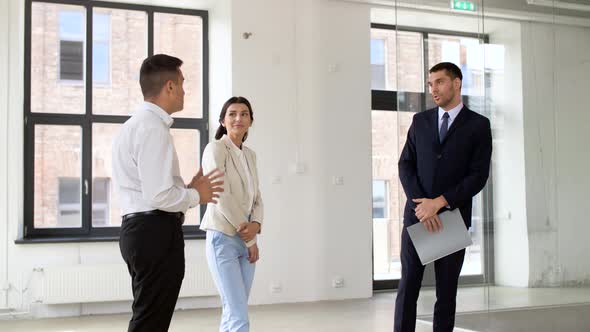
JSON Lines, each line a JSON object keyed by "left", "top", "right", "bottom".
{"left": 15, "top": 232, "right": 206, "bottom": 244}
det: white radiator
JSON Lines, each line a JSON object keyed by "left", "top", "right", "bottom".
{"left": 38, "top": 263, "right": 218, "bottom": 304}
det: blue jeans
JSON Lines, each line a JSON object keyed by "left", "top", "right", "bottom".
{"left": 206, "top": 230, "right": 256, "bottom": 332}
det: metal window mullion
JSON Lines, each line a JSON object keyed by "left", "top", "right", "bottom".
{"left": 26, "top": 114, "right": 86, "bottom": 124}
{"left": 31, "top": 0, "right": 88, "bottom": 5}
{"left": 23, "top": 0, "right": 34, "bottom": 237}
{"left": 148, "top": 10, "right": 154, "bottom": 56}
{"left": 371, "top": 90, "right": 397, "bottom": 111}
{"left": 487, "top": 183, "right": 495, "bottom": 284}
{"left": 482, "top": 31, "right": 494, "bottom": 283}
{"left": 82, "top": 3, "right": 93, "bottom": 234}
{"left": 199, "top": 123, "right": 208, "bottom": 156}
{"left": 422, "top": 31, "right": 429, "bottom": 112}
{"left": 198, "top": 127, "right": 209, "bottom": 221}
{"left": 89, "top": 114, "right": 130, "bottom": 124}
{"left": 81, "top": 116, "right": 93, "bottom": 233}
{"left": 200, "top": 12, "right": 210, "bottom": 180}
{"left": 171, "top": 118, "right": 207, "bottom": 128}
{"left": 202, "top": 11, "right": 209, "bottom": 123}
{"left": 23, "top": 114, "right": 34, "bottom": 238}
{"left": 372, "top": 23, "right": 486, "bottom": 40}
{"left": 32, "top": 1, "right": 208, "bottom": 20}
{"left": 92, "top": 1, "right": 207, "bottom": 15}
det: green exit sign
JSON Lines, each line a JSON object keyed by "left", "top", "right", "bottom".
{"left": 451, "top": 1, "right": 477, "bottom": 12}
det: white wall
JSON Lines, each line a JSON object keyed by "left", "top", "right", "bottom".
{"left": 229, "top": 0, "right": 373, "bottom": 303}
{"left": 3, "top": 0, "right": 25, "bottom": 313}
{"left": 552, "top": 25, "right": 590, "bottom": 286}
{"left": 0, "top": 0, "right": 10, "bottom": 311}
{"left": 484, "top": 20, "right": 530, "bottom": 287}
{"left": 521, "top": 22, "right": 590, "bottom": 287}
{"left": 0, "top": 0, "right": 373, "bottom": 318}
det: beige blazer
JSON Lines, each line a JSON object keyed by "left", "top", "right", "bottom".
{"left": 200, "top": 135, "right": 263, "bottom": 247}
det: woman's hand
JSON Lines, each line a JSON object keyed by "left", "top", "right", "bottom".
{"left": 237, "top": 222, "right": 260, "bottom": 242}
{"left": 248, "top": 243, "right": 259, "bottom": 263}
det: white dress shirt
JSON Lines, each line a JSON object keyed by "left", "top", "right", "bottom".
{"left": 112, "top": 101, "right": 200, "bottom": 216}
{"left": 225, "top": 135, "right": 255, "bottom": 214}
{"left": 438, "top": 102, "right": 463, "bottom": 209}
{"left": 438, "top": 102, "right": 463, "bottom": 132}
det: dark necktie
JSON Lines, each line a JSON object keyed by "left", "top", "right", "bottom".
{"left": 439, "top": 112, "right": 449, "bottom": 142}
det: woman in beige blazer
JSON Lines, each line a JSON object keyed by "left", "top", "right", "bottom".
{"left": 201, "top": 96, "right": 263, "bottom": 332}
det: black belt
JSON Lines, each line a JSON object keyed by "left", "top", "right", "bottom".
{"left": 122, "top": 210, "right": 184, "bottom": 224}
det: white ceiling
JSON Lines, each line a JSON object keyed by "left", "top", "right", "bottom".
{"left": 417, "top": 0, "right": 590, "bottom": 18}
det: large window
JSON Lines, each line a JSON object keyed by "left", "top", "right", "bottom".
{"left": 23, "top": 0, "right": 209, "bottom": 241}
{"left": 370, "top": 24, "right": 493, "bottom": 289}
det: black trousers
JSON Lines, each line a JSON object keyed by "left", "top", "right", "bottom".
{"left": 394, "top": 226, "right": 466, "bottom": 332}
{"left": 119, "top": 212, "right": 185, "bottom": 332}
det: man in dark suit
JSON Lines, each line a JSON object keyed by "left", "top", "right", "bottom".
{"left": 394, "top": 62, "right": 492, "bottom": 332}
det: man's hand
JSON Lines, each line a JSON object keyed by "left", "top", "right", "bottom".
{"left": 413, "top": 196, "right": 447, "bottom": 221}
{"left": 189, "top": 168, "right": 224, "bottom": 204}
{"left": 247, "top": 243, "right": 259, "bottom": 264}
{"left": 237, "top": 222, "right": 260, "bottom": 242}
{"left": 413, "top": 196, "right": 447, "bottom": 232}
{"left": 421, "top": 215, "right": 443, "bottom": 233}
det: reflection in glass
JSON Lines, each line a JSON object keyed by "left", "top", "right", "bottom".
{"left": 427, "top": 34, "right": 485, "bottom": 111}
{"left": 370, "top": 29, "right": 423, "bottom": 93}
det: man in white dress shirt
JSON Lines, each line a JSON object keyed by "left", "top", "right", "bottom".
{"left": 112, "top": 54, "right": 223, "bottom": 332}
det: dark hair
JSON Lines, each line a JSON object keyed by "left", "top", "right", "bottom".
{"left": 139, "top": 54, "right": 183, "bottom": 98}
{"left": 429, "top": 62, "right": 463, "bottom": 81}
{"left": 215, "top": 96, "right": 254, "bottom": 142}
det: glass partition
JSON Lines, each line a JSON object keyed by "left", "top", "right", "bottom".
{"left": 372, "top": 0, "right": 590, "bottom": 329}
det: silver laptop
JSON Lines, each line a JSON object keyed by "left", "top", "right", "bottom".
{"left": 407, "top": 209, "right": 472, "bottom": 265}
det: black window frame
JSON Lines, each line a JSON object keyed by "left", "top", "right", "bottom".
{"left": 21, "top": 0, "right": 210, "bottom": 243}
{"left": 370, "top": 23, "right": 495, "bottom": 290}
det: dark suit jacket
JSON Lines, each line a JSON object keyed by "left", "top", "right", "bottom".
{"left": 398, "top": 106, "right": 492, "bottom": 228}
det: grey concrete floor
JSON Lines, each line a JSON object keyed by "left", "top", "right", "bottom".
{"left": 430, "top": 304, "right": 590, "bottom": 332}
{"left": 0, "top": 294, "right": 415, "bottom": 332}
{"left": 1, "top": 287, "right": 590, "bottom": 332}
